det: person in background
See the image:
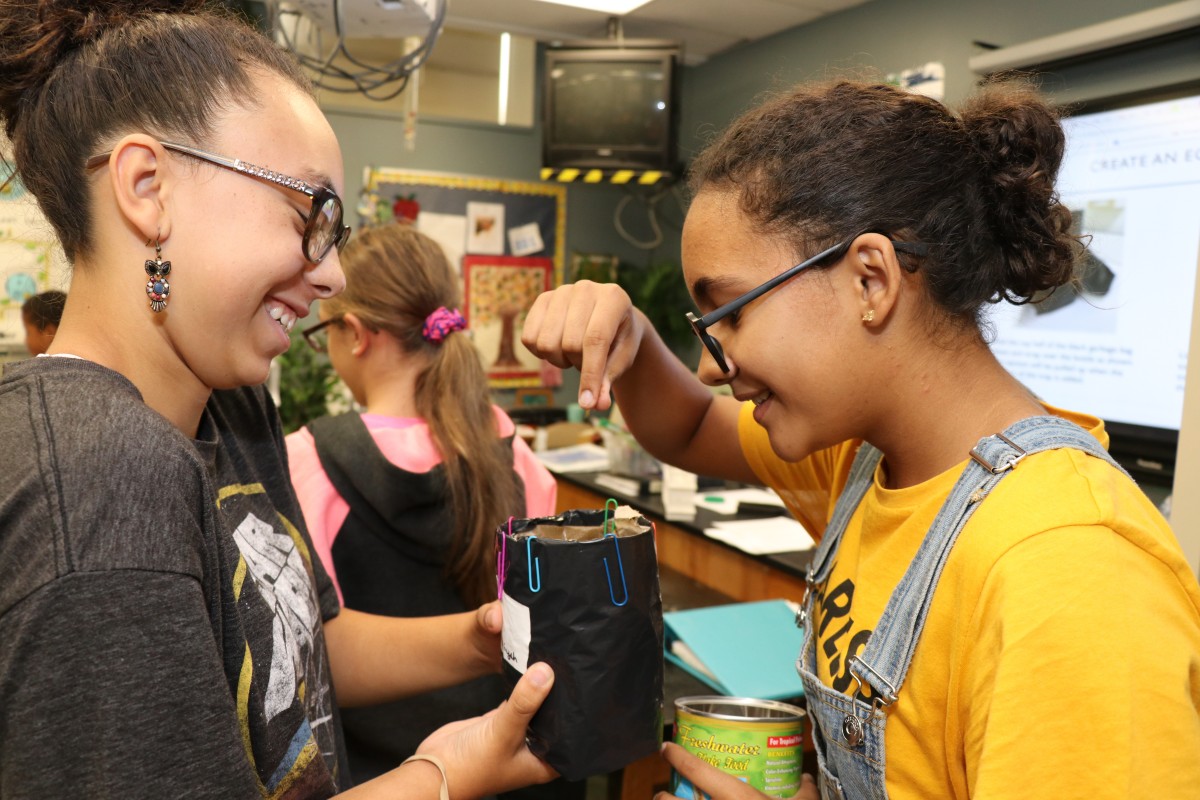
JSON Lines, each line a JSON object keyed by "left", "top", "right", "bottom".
{"left": 21, "top": 289, "right": 66, "bottom": 355}
{"left": 287, "top": 222, "right": 574, "bottom": 797}
{"left": 522, "top": 77, "right": 1200, "bottom": 800}
{"left": 0, "top": 1, "right": 555, "bottom": 797}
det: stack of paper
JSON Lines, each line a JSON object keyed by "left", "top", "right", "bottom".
{"left": 661, "top": 464, "right": 698, "bottom": 521}
{"left": 704, "top": 517, "right": 815, "bottom": 555}
{"left": 594, "top": 472, "right": 643, "bottom": 497}
{"left": 534, "top": 443, "right": 610, "bottom": 473}
{"left": 664, "top": 599, "right": 805, "bottom": 700}
{"left": 693, "top": 487, "right": 786, "bottom": 515}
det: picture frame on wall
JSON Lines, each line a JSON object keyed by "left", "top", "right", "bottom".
{"left": 463, "top": 255, "right": 555, "bottom": 388}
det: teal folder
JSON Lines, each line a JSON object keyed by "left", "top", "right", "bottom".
{"left": 663, "top": 599, "right": 806, "bottom": 700}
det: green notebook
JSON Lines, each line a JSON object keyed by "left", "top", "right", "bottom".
{"left": 664, "top": 599, "right": 806, "bottom": 701}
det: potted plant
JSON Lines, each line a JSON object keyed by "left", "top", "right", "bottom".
{"left": 616, "top": 257, "right": 698, "bottom": 367}
{"left": 276, "top": 325, "right": 340, "bottom": 434}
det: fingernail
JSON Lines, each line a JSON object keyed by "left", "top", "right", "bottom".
{"left": 486, "top": 606, "right": 500, "bottom": 629}
{"left": 529, "top": 663, "right": 550, "bottom": 687}
{"left": 580, "top": 390, "right": 594, "bottom": 408}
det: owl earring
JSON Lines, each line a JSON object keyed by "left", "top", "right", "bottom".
{"left": 144, "top": 239, "right": 171, "bottom": 312}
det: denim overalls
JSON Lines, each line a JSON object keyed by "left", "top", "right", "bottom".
{"left": 796, "top": 416, "right": 1127, "bottom": 799}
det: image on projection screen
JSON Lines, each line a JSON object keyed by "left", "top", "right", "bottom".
{"left": 988, "top": 91, "right": 1200, "bottom": 432}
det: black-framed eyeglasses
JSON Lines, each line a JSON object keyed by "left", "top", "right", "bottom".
{"left": 301, "top": 315, "right": 344, "bottom": 353}
{"left": 86, "top": 141, "right": 351, "bottom": 264}
{"left": 685, "top": 235, "right": 927, "bottom": 374}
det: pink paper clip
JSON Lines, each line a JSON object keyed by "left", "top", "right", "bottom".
{"left": 497, "top": 516, "right": 513, "bottom": 599}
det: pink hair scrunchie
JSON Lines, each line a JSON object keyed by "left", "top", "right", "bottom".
{"left": 422, "top": 306, "right": 466, "bottom": 343}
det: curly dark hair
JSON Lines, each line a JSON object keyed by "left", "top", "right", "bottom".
{"left": 687, "top": 78, "right": 1082, "bottom": 330}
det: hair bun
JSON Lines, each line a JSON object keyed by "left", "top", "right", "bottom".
{"left": 0, "top": 0, "right": 203, "bottom": 137}
{"left": 960, "top": 78, "right": 1078, "bottom": 302}
{"left": 43, "top": 1, "right": 203, "bottom": 48}
{"left": 961, "top": 80, "right": 1065, "bottom": 192}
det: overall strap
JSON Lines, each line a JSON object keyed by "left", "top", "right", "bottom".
{"left": 849, "top": 416, "right": 1125, "bottom": 704}
{"left": 807, "top": 442, "right": 885, "bottom": 587}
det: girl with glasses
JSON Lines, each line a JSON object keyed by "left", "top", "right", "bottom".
{"left": 286, "top": 223, "right": 572, "bottom": 796}
{"left": 0, "top": 2, "right": 554, "bottom": 798}
{"left": 523, "top": 79, "right": 1200, "bottom": 799}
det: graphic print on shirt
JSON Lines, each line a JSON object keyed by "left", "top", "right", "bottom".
{"left": 233, "top": 511, "right": 321, "bottom": 721}
{"left": 219, "top": 482, "right": 339, "bottom": 798}
{"left": 812, "top": 572, "right": 879, "bottom": 704}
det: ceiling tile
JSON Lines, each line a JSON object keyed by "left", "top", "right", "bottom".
{"left": 325, "top": 0, "right": 874, "bottom": 63}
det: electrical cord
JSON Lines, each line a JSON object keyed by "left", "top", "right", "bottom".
{"left": 267, "top": 0, "right": 445, "bottom": 101}
{"left": 613, "top": 182, "right": 685, "bottom": 250}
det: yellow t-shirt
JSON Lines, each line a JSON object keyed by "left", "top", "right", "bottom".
{"left": 738, "top": 402, "right": 1200, "bottom": 799}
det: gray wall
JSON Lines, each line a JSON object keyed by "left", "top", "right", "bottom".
{"left": 679, "top": 0, "right": 1196, "bottom": 158}
{"left": 325, "top": 105, "right": 679, "bottom": 271}
{"left": 326, "top": 0, "right": 1199, "bottom": 406}
{"left": 673, "top": 0, "right": 1199, "bottom": 260}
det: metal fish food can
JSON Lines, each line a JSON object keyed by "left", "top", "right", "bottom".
{"left": 671, "top": 696, "right": 805, "bottom": 800}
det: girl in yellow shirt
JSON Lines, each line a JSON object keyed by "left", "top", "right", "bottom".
{"left": 522, "top": 78, "right": 1200, "bottom": 800}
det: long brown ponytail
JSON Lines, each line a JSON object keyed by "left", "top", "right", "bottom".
{"left": 329, "top": 223, "right": 523, "bottom": 606}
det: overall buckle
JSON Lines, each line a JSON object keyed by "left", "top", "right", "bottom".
{"left": 969, "top": 432, "right": 1028, "bottom": 474}
{"left": 841, "top": 658, "right": 896, "bottom": 748}
{"left": 796, "top": 568, "right": 819, "bottom": 628}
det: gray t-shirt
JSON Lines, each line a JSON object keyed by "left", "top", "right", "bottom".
{"left": 0, "top": 357, "right": 348, "bottom": 798}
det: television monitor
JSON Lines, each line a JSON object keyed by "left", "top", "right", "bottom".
{"left": 986, "top": 84, "right": 1200, "bottom": 485}
{"left": 542, "top": 40, "right": 681, "bottom": 174}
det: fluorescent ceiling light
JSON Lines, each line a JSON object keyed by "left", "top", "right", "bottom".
{"left": 498, "top": 32, "right": 511, "bottom": 126}
{"left": 531, "top": 0, "right": 655, "bottom": 14}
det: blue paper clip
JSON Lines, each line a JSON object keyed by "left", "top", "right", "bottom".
{"left": 526, "top": 535, "right": 541, "bottom": 593}
{"left": 603, "top": 537, "right": 628, "bottom": 606}
{"left": 601, "top": 498, "right": 628, "bottom": 606}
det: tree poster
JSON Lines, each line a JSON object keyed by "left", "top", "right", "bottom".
{"left": 463, "top": 256, "right": 553, "bottom": 386}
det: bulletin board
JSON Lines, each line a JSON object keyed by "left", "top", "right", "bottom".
{"left": 359, "top": 167, "right": 567, "bottom": 388}
{"left": 0, "top": 169, "right": 68, "bottom": 352}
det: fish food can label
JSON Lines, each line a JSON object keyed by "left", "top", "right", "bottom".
{"left": 670, "top": 697, "right": 805, "bottom": 800}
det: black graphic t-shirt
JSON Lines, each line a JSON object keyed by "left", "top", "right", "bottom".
{"left": 0, "top": 357, "right": 348, "bottom": 798}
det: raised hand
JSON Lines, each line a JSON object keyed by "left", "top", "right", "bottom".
{"left": 521, "top": 281, "right": 646, "bottom": 411}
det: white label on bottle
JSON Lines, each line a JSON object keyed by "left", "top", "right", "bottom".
{"left": 501, "top": 592, "right": 531, "bottom": 674}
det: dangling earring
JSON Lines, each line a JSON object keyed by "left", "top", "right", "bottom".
{"left": 862, "top": 309, "right": 875, "bottom": 323}
{"left": 144, "top": 239, "right": 172, "bottom": 313}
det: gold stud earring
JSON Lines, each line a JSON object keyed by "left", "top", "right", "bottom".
{"left": 862, "top": 309, "right": 875, "bottom": 323}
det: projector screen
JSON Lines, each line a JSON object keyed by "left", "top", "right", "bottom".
{"left": 987, "top": 88, "right": 1200, "bottom": 441}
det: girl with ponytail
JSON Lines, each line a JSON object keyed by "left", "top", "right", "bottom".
{"left": 287, "top": 223, "right": 564, "bottom": 790}
{"left": 0, "top": 2, "right": 556, "bottom": 797}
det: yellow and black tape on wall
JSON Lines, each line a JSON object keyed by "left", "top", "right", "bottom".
{"left": 540, "top": 167, "right": 668, "bottom": 185}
